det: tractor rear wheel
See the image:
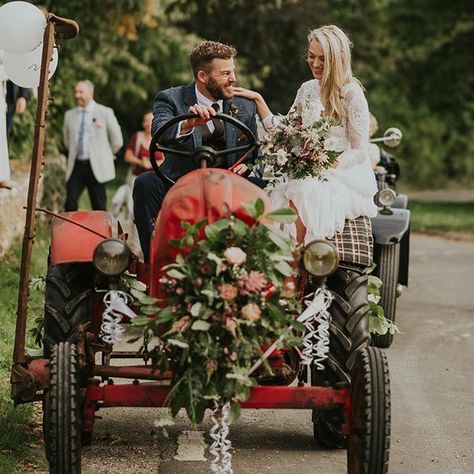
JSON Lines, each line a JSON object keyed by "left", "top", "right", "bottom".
{"left": 372, "top": 243, "right": 400, "bottom": 348}
{"left": 347, "top": 346, "right": 390, "bottom": 474}
{"left": 43, "top": 263, "right": 96, "bottom": 357}
{"left": 44, "top": 342, "right": 82, "bottom": 474}
{"left": 312, "top": 266, "right": 370, "bottom": 448}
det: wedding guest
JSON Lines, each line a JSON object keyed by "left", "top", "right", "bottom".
{"left": 124, "top": 111, "right": 164, "bottom": 177}
{"left": 6, "top": 81, "right": 29, "bottom": 137}
{"left": 234, "top": 25, "right": 378, "bottom": 245}
{"left": 63, "top": 80, "right": 123, "bottom": 211}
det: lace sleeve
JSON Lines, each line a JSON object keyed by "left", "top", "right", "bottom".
{"left": 337, "top": 83, "right": 370, "bottom": 169}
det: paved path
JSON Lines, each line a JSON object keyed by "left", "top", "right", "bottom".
{"left": 56, "top": 235, "right": 474, "bottom": 473}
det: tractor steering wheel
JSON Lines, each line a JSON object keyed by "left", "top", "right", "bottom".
{"left": 149, "top": 112, "right": 258, "bottom": 184}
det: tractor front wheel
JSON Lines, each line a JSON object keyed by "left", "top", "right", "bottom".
{"left": 347, "top": 346, "right": 390, "bottom": 474}
{"left": 372, "top": 243, "right": 400, "bottom": 348}
{"left": 44, "top": 342, "right": 82, "bottom": 474}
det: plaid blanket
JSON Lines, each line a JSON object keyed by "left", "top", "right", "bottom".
{"left": 325, "top": 216, "right": 373, "bottom": 267}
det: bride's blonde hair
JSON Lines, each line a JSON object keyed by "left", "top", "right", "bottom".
{"left": 308, "top": 25, "right": 360, "bottom": 123}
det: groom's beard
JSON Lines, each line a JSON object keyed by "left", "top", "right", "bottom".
{"left": 206, "top": 77, "right": 233, "bottom": 100}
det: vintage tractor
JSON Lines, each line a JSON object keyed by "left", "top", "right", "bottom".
{"left": 10, "top": 14, "right": 390, "bottom": 474}
{"left": 371, "top": 127, "right": 410, "bottom": 347}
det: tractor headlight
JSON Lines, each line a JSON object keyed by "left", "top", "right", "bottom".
{"left": 303, "top": 241, "right": 338, "bottom": 277}
{"left": 378, "top": 188, "right": 396, "bottom": 208}
{"left": 93, "top": 238, "right": 131, "bottom": 277}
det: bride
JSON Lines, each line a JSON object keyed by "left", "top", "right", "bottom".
{"left": 234, "top": 25, "right": 377, "bottom": 245}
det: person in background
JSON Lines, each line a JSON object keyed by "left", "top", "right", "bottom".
{"left": 6, "top": 81, "right": 29, "bottom": 137}
{"left": 124, "top": 110, "right": 164, "bottom": 176}
{"left": 63, "top": 80, "right": 123, "bottom": 211}
{"left": 369, "top": 112, "right": 381, "bottom": 170}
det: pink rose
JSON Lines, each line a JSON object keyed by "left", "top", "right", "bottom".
{"left": 238, "top": 270, "right": 267, "bottom": 295}
{"left": 224, "top": 247, "right": 247, "bottom": 265}
{"left": 225, "top": 317, "right": 238, "bottom": 337}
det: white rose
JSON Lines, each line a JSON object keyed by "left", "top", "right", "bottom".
{"left": 224, "top": 247, "right": 247, "bottom": 265}
{"left": 276, "top": 149, "right": 288, "bottom": 165}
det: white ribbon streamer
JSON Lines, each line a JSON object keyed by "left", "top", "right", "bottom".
{"left": 100, "top": 290, "right": 137, "bottom": 343}
{"left": 300, "top": 288, "right": 332, "bottom": 369}
{"left": 209, "top": 401, "right": 234, "bottom": 474}
{"left": 249, "top": 287, "right": 333, "bottom": 374}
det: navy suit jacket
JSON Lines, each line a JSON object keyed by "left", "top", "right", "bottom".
{"left": 152, "top": 82, "right": 259, "bottom": 182}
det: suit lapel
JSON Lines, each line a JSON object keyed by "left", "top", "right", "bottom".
{"left": 183, "top": 83, "right": 202, "bottom": 147}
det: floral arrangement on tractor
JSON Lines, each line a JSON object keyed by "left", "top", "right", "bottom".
{"left": 134, "top": 200, "right": 301, "bottom": 423}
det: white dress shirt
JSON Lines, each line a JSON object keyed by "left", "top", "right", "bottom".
{"left": 76, "top": 100, "right": 96, "bottom": 160}
{"left": 177, "top": 86, "right": 223, "bottom": 137}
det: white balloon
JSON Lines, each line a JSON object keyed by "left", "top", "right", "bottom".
{"left": 3, "top": 46, "right": 58, "bottom": 88}
{"left": 0, "top": 1, "right": 46, "bottom": 55}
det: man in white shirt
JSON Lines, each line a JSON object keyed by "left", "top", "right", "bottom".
{"left": 63, "top": 80, "right": 123, "bottom": 211}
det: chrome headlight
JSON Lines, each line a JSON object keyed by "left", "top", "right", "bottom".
{"left": 378, "top": 188, "right": 396, "bottom": 207}
{"left": 303, "top": 241, "right": 339, "bottom": 277}
{"left": 93, "top": 238, "right": 131, "bottom": 276}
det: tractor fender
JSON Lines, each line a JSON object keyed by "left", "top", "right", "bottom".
{"left": 149, "top": 169, "right": 270, "bottom": 297}
{"left": 371, "top": 208, "right": 410, "bottom": 245}
{"left": 50, "top": 211, "right": 113, "bottom": 265}
{"left": 392, "top": 193, "right": 408, "bottom": 210}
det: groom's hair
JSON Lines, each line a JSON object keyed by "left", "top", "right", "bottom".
{"left": 189, "top": 41, "right": 237, "bottom": 78}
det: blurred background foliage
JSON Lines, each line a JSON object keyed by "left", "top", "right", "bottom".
{"left": 5, "top": 0, "right": 473, "bottom": 188}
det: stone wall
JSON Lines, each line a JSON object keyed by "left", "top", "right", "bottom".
{"left": 0, "top": 162, "right": 42, "bottom": 257}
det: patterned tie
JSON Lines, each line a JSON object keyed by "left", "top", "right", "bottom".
{"left": 211, "top": 102, "right": 225, "bottom": 139}
{"left": 77, "top": 109, "right": 86, "bottom": 157}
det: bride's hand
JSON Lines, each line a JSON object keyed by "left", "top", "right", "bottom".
{"left": 233, "top": 87, "right": 262, "bottom": 102}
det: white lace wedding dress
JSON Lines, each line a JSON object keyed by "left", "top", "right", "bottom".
{"left": 262, "top": 79, "right": 377, "bottom": 243}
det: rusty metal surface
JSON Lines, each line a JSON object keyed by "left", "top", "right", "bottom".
{"left": 93, "top": 365, "right": 173, "bottom": 380}
{"left": 50, "top": 211, "right": 113, "bottom": 265}
{"left": 86, "top": 383, "right": 349, "bottom": 410}
{"left": 13, "top": 22, "right": 56, "bottom": 367}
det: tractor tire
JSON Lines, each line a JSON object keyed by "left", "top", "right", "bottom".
{"left": 43, "top": 263, "right": 96, "bottom": 357}
{"left": 347, "top": 346, "right": 391, "bottom": 474}
{"left": 372, "top": 243, "right": 400, "bottom": 348}
{"left": 44, "top": 342, "right": 82, "bottom": 474}
{"left": 312, "top": 266, "right": 370, "bottom": 448}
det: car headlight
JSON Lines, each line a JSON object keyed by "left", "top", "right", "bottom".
{"left": 93, "top": 238, "right": 131, "bottom": 277}
{"left": 303, "top": 240, "right": 338, "bottom": 277}
{"left": 378, "top": 188, "right": 396, "bottom": 208}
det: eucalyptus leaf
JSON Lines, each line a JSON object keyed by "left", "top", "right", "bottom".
{"left": 266, "top": 207, "right": 298, "bottom": 223}
{"left": 168, "top": 338, "right": 189, "bottom": 349}
{"left": 274, "top": 260, "right": 293, "bottom": 277}
{"left": 191, "top": 320, "right": 210, "bottom": 331}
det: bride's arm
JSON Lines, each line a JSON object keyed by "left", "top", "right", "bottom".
{"left": 336, "top": 84, "right": 370, "bottom": 169}
{"left": 232, "top": 87, "right": 272, "bottom": 121}
{"left": 233, "top": 85, "right": 305, "bottom": 131}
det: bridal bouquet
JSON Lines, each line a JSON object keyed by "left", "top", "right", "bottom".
{"left": 258, "top": 104, "right": 343, "bottom": 181}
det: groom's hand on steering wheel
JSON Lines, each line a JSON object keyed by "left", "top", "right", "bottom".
{"left": 180, "top": 104, "right": 217, "bottom": 134}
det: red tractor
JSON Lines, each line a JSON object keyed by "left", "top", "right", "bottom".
{"left": 11, "top": 14, "right": 390, "bottom": 474}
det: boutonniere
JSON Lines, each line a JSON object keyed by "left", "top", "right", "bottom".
{"left": 229, "top": 102, "right": 240, "bottom": 118}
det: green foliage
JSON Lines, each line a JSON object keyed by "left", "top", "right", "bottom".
{"left": 0, "top": 225, "right": 49, "bottom": 472}
{"left": 367, "top": 273, "right": 399, "bottom": 336}
{"left": 410, "top": 201, "right": 474, "bottom": 233}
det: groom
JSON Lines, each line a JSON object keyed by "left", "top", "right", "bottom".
{"left": 133, "top": 40, "right": 262, "bottom": 261}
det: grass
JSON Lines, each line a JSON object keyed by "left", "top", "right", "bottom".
{"left": 0, "top": 225, "right": 49, "bottom": 473}
{"left": 409, "top": 201, "right": 474, "bottom": 234}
